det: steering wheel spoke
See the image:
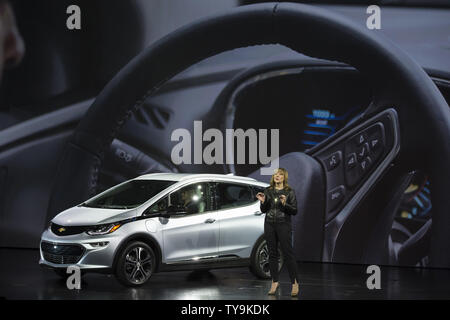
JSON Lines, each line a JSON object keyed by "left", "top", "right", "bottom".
{"left": 310, "top": 108, "right": 401, "bottom": 260}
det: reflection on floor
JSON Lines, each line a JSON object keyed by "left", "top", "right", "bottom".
{"left": 1, "top": 249, "right": 449, "bottom": 300}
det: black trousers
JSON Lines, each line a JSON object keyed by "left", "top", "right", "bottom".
{"left": 264, "top": 219, "right": 299, "bottom": 284}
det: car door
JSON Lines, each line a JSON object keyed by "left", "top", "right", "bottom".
{"left": 214, "top": 182, "right": 264, "bottom": 259}
{"left": 161, "top": 182, "right": 219, "bottom": 264}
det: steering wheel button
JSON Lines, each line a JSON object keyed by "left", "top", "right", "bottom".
{"left": 370, "top": 138, "right": 380, "bottom": 149}
{"left": 355, "top": 132, "right": 368, "bottom": 146}
{"left": 367, "top": 123, "right": 385, "bottom": 162}
{"left": 356, "top": 143, "right": 370, "bottom": 162}
{"left": 360, "top": 156, "right": 372, "bottom": 172}
{"left": 346, "top": 153, "right": 357, "bottom": 169}
{"left": 325, "top": 151, "right": 342, "bottom": 171}
{"left": 327, "top": 185, "right": 346, "bottom": 212}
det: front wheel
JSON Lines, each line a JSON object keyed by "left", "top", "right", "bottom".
{"left": 115, "top": 241, "right": 156, "bottom": 287}
{"left": 249, "top": 237, "right": 283, "bottom": 279}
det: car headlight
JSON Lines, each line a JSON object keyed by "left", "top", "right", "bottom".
{"left": 86, "top": 223, "right": 122, "bottom": 236}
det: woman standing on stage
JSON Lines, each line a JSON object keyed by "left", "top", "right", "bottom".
{"left": 256, "top": 168, "right": 299, "bottom": 297}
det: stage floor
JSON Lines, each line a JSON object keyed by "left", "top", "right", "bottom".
{"left": 1, "top": 248, "right": 449, "bottom": 300}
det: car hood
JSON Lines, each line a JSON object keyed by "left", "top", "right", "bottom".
{"left": 51, "top": 206, "right": 138, "bottom": 226}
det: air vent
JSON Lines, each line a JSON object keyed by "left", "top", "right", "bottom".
{"left": 41, "top": 241, "right": 85, "bottom": 264}
{"left": 134, "top": 103, "right": 171, "bottom": 129}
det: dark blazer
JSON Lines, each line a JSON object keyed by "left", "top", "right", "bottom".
{"left": 260, "top": 186, "right": 297, "bottom": 222}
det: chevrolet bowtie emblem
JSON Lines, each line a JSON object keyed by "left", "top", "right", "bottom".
{"left": 58, "top": 227, "right": 66, "bottom": 233}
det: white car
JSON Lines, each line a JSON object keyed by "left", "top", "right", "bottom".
{"left": 39, "top": 173, "right": 283, "bottom": 286}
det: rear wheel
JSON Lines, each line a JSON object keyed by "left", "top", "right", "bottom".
{"left": 250, "top": 237, "right": 283, "bottom": 279}
{"left": 115, "top": 241, "right": 156, "bottom": 287}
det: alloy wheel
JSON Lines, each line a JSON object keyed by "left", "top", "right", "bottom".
{"left": 124, "top": 246, "right": 153, "bottom": 284}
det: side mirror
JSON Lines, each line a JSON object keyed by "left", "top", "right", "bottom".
{"left": 159, "top": 211, "right": 171, "bottom": 219}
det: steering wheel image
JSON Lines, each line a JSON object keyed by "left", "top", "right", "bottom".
{"left": 46, "top": 3, "right": 450, "bottom": 268}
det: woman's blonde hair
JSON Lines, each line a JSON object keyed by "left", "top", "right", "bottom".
{"left": 269, "top": 168, "right": 290, "bottom": 190}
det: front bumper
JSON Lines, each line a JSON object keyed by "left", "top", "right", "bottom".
{"left": 39, "top": 227, "right": 124, "bottom": 271}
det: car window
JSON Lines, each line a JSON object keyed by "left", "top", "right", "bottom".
{"left": 169, "top": 182, "right": 211, "bottom": 215}
{"left": 216, "top": 183, "right": 255, "bottom": 210}
{"left": 145, "top": 196, "right": 169, "bottom": 215}
{"left": 81, "top": 179, "right": 176, "bottom": 209}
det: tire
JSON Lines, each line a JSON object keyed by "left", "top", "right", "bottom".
{"left": 249, "top": 237, "right": 283, "bottom": 279}
{"left": 115, "top": 241, "right": 156, "bottom": 287}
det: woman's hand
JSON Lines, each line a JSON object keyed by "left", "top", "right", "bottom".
{"left": 256, "top": 192, "right": 265, "bottom": 203}
{"left": 279, "top": 194, "right": 286, "bottom": 205}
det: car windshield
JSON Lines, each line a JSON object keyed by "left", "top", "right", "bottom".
{"left": 81, "top": 180, "right": 177, "bottom": 209}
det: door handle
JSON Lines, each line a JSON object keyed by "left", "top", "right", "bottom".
{"left": 254, "top": 211, "right": 263, "bottom": 216}
{"left": 204, "top": 218, "right": 216, "bottom": 224}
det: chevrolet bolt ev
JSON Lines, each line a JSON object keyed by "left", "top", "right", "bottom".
{"left": 39, "top": 173, "right": 284, "bottom": 286}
